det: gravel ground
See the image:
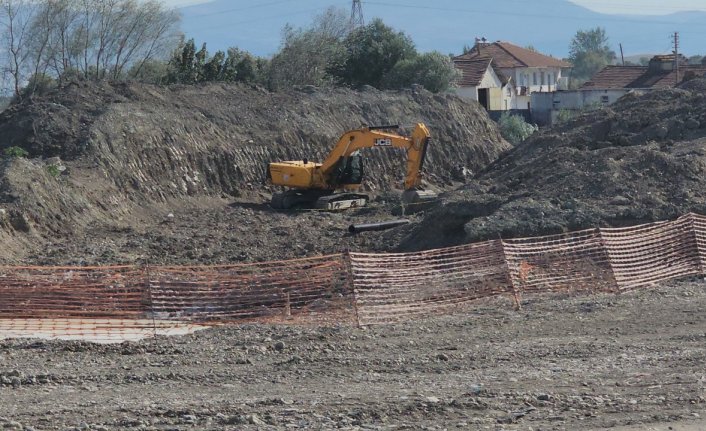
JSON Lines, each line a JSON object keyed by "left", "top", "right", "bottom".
{"left": 0, "top": 278, "right": 704, "bottom": 430}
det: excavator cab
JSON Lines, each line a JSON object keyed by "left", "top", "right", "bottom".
{"left": 331, "top": 151, "right": 364, "bottom": 187}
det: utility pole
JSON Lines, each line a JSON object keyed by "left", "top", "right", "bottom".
{"left": 350, "top": 0, "right": 364, "bottom": 29}
{"left": 619, "top": 43, "right": 625, "bottom": 66}
{"left": 673, "top": 31, "right": 679, "bottom": 86}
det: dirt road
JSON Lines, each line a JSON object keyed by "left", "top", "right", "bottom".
{"left": 1, "top": 279, "right": 704, "bottom": 430}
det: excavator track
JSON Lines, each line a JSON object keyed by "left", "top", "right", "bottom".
{"left": 271, "top": 190, "right": 367, "bottom": 210}
{"left": 314, "top": 193, "right": 368, "bottom": 210}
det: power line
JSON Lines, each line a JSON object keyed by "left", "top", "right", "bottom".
{"left": 185, "top": 0, "right": 303, "bottom": 19}
{"left": 185, "top": 7, "right": 333, "bottom": 34}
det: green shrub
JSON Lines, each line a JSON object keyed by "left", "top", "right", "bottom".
{"left": 498, "top": 113, "right": 538, "bottom": 145}
{"left": 46, "top": 165, "right": 61, "bottom": 177}
{"left": 555, "top": 109, "right": 576, "bottom": 124}
{"left": 4, "top": 146, "right": 29, "bottom": 158}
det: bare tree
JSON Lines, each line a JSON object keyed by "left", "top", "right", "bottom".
{"left": 0, "top": 0, "right": 36, "bottom": 98}
{"left": 45, "top": 0, "right": 83, "bottom": 82}
{"left": 107, "top": 0, "right": 180, "bottom": 79}
{"left": 0, "top": 0, "right": 180, "bottom": 93}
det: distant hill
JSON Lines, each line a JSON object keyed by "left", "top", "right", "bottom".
{"left": 179, "top": 0, "right": 706, "bottom": 59}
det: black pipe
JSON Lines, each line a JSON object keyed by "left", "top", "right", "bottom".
{"left": 348, "top": 219, "right": 410, "bottom": 234}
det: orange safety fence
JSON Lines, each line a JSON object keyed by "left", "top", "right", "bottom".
{"left": 502, "top": 228, "right": 617, "bottom": 296}
{"left": 350, "top": 240, "right": 513, "bottom": 325}
{"left": 600, "top": 214, "right": 703, "bottom": 291}
{"left": 350, "top": 213, "right": 705, "bottom": 324}
{"left": 0, "top": 213, "right": 705, "bottom": 340}
{"left": 146, "top": 255, "right": 355, "bottom": 326}
{"left": 0, "top": 266, "right": 148, "bottom": 319}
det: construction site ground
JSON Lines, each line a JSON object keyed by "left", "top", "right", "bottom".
{"left": 0, "top": 80, "right": 705, "bottom": 431}
{"left": 0, "top": 279, "right": 704, "bottom": 430}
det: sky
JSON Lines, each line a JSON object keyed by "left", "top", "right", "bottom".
{"left": 162, "top": 0, "right": 706, "bottom": 15}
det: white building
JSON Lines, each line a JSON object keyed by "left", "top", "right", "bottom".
{"left": 454, "top": 41, "right": 572, "bottom": 112}
{"left": 454, "top": 57, "right": 516, "bottom": 111}
{"left": 532, "top": 54, "right": 706, "bottom": 125}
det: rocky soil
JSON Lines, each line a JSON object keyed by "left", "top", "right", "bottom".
{"left": 0, "top": 81, "right": 507, "bottom": 264}
{"left": 3, "top": 79, "right": 706, "bottom": 262}
{"left": 401, "top": 83, "right": 706, "bottom": 250}
{"left": 0, "top": 279, "right": 704, "bottom": 430}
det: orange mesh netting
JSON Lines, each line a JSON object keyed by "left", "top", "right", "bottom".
{"left": 0, "top": 213, "right": 704, "bottom": 340}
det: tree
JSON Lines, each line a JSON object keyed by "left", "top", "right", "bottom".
{"left": 0, "top": 0, "right": 36, "bottom": 98}
{"left": 382, "top": 51, "right": 458, "bottom": 93}
{"left": 268, "top": 7, "right": 348, "bottom": 90}
{"left": 568, "top": 27, "right": 616, "bottom": 83}
{"left": 328, "top": 18, "right": 416, "bottom": 89}
{"left": 165, "top": 40, "right": 263, "bottom": 84}
{"left": 202, "top": 49, "right": 224, "bottom": 81}
{"left": 226, "top": 48, "right": 258, "bottom": 83}
{"left": 15, "top": 72, "right": 55, "bottom": 100}
{"left": 0, "top": 0, "right": 180, "bottom": 95}
{"left": 167, "top": 38, "right": 196, "bottom": 83}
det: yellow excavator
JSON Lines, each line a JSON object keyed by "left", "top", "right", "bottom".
{"left": 267, "top": 123, "right": 437, "bottom": 210}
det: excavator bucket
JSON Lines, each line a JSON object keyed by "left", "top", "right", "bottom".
{"left": 402, "top": 189, "right": 438, "bottom": 204}
{"left": 401, "top": 189, "right": 438, "bottom": 213}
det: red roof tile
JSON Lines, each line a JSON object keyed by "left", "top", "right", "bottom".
{"left": 455, "top": 41, "right": 571, "bottom": 69}
{"left": 580, "top": 66, "right": 647, "bottom": 89}
{"left": 581, "top": 65, "right": 706, "bottom": 89}
{"left": 454, "top": 58, "right": 493, "bottom": 87}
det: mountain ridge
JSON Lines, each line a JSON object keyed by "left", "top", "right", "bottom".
{"left": 178, "top": 0, "right": 706, "bottom": 59}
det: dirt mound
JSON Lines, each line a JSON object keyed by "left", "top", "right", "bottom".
{"left": 0, "top": 81, "right": 509, "bottom": 263}
{"left": 401, "top": 82, "right": 706, "bottom": 250}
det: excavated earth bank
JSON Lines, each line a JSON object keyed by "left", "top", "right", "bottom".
{"left": 0, "top": 81, "right": 508, "bottom": 264}
{"left": 400, "top": 82, "right": 706, "bottom": 250}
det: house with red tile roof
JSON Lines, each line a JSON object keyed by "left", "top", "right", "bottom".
{"left": 454, "top": 57, "right": 510, "bottom": 110}
{"left": 453, "top": 40, "right": 572, "bottom": 112}
{"left": 581, "top": 54, "right": 706, "bottom": 89}
{"left": 532, "top": 54, "right": 706, "bottom": 125}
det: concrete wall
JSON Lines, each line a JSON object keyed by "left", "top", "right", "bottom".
{"left": 531, "top": 88, "right": 650, "bottom": 125}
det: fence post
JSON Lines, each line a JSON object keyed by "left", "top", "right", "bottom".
{"left": 344, "top": 251, "right": 362, "bottom": 327}
{"left": 143, "top": 264, "right": 157, "bottom": 336}
{"left": 597, "top": 227, "right": 622, "bottom": 294}
{"left": 685, "top": 213, "right": 705, "bottom": 276}
{"left": 498, "top": 239, "right": 522, "bottom": 310}
{"left": 284, "top": 290, "right": 291, "bottom": 318}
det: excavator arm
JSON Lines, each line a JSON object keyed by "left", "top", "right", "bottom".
{"left": 318, "top": 123, "right": 431, "bottom": 190}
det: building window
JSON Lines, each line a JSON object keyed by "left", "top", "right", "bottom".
{"left": 533, "top": 72, "right": 537, "bottom": 85}
{"left": 601, "top": 95, "right": 610, "bottom": 104}
{"left": 548, "top": 73, "right": 553, "bottom": 85}
{"left": 541, "top": 72, "right": 545, "bottom": 85}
